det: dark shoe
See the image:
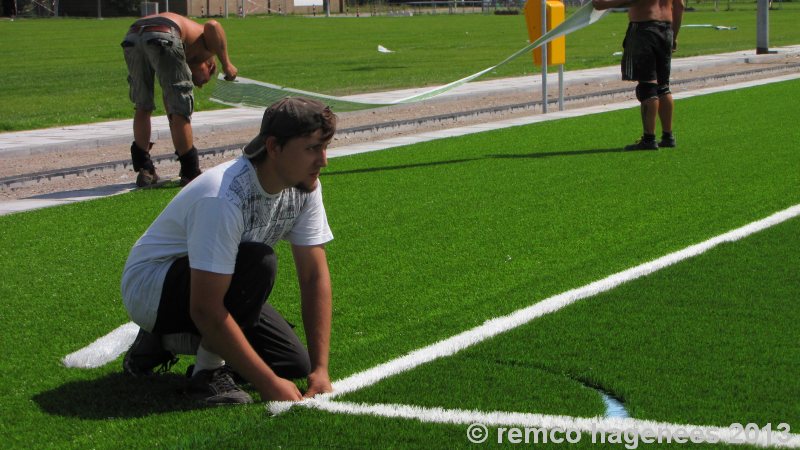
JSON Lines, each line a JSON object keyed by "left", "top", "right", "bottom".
{"left": 135, "top": 168, "right": 160, "bottom": 187}
{"left": 187, "top": 366, "right": 253, "bottom": 405}
{"left": 123, "top": 329, "right": 178, "bottom": 376}
{"left": 624, "top": 138, "right": 658, "bottom": 151}
{"left": 659, "top": 134, "right": 676, "bottom": 148}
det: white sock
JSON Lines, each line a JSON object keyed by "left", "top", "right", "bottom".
{"left": 192, "top": 344, "right": 224, "bottom": 376}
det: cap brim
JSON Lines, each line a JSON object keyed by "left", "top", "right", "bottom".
{"left": 243, "top": 134, "right": 266, "bottom": 159}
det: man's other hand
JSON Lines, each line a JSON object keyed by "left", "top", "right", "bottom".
{"left": 260, "top": 376, "right": 303, "bottom": 401}
{"left": 303, "top": 369, "right": 333, "bottom": 398}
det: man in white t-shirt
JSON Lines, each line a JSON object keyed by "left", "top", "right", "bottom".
{"left": 121, "top": 97, "right": 336, "bottom": 404}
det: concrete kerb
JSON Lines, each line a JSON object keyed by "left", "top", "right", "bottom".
{"left": 1, "top": 46, "right": 799, "bottom": 217}
{"left": 0, "top": 108, "right": 266, "bottom": 158}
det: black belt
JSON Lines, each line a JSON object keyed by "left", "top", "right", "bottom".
{"left": 128, "top": 24, "right": 179, "bottom": 35}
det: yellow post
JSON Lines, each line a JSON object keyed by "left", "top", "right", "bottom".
{"left": 523, "top": 0, "right": 566, "bottom": 66}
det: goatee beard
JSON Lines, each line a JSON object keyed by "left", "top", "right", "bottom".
{"left": 294, "top": 181, "right": 317, "bottom": 193}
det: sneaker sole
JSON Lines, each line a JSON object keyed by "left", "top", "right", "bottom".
{"left": 193, "top": 392, "right": 254, "bottom": 405}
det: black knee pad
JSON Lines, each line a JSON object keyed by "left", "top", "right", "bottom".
{"left": 130, "top": 141, "right": 155, "bottom": 172}
{"left": 635, "top": 82, "right": 658, "bottom": 102}
{"left": 176, "top": 146, "right": 202, "bottom": 180}
{"left": 657, "top": 84, "right": 671, "bottom": 97}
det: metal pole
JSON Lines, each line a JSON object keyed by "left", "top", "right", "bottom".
{"left": 166, "top": 0, "right": 170, "bottom": 11}
{"left": 225, "top": 0, "right": 229, "bottom": 17}
{"left": 558, "top": 64, "right": 564, "bottom": 111}
{"left": 97, "top": 0, "right": 101, "bottom": 18}
{"left": 541, "top": 0, "right": 548, "bottom": 113}
{"left": 756, "top": 0, "right": 769, "bottom": 54}
{"left": 54, "top": 0, "right": 59, "bottom": 16}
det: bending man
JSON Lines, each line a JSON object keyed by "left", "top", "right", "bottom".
{"left": 121, "top": 97, "right": 335, "bottom": 404}
{"left": 121, "top": 12, "right": 238, "bottom": 187}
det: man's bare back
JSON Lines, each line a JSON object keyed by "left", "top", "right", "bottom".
{"left": 143, "top": 12, "right": 237, "bottom": 80}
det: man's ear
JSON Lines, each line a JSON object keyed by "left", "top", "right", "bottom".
{"left": 265, "top": 136, "right": 280, "bottom": 157}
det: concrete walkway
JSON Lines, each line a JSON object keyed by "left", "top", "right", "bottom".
{"left": 1, "top": 45, "right": 798, "bottom": 216}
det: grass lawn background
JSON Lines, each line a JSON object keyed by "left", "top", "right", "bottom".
{"left": 0, "top": 4, "right": 798, "bottom": 131}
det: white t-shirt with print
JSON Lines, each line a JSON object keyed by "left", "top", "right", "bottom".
{"left": 121, "top": 156, "right": 333, "bottom": 331}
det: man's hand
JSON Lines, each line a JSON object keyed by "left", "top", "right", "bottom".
{"left": 304, "top": 368, "right": 333, "bottom": 398}
{"left": 672, "top": 38, "right": 678, "bottom": 52}
{"left": 223, "top": 63, "right": 238, "bottom": 81}
{"left": 259, "top": 376, "right": 303, "bottom": 401}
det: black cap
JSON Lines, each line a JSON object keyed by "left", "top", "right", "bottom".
{"left": 243, "top": 97, "right": 332, "bottom": 159}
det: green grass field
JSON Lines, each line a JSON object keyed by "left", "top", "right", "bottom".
{"left": 0, "top": 76, "right": 798, "bottom": 448}
{"left": 0, "top": 4, "right": 798, "bottom": 131}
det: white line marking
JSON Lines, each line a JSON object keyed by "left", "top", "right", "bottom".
{"left": 62, "top": 322, "right": 139, "bottom": 368}
{"left": 306, "top": 204, "right": 800, "bottom": 400}
{"left": 283, "top": 400, "right": 800, "bottom": 448}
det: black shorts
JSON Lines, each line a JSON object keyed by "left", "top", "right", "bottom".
{"left": 621, "top": 21, "right": 673, "bottom": 84}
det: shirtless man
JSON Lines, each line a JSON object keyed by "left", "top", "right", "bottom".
{"left": 121, "top": 13, "right": 238, "bottom": 187}
{"left": 592, "top": 0, "right": 684, "bottom": 150}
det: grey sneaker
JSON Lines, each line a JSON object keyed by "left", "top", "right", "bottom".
{"left": 187, "top": 366, "right": 253, "bottom": 405}
{"left": 624, "top": 138, "right": 658, "bottom": 151}
{"left": 123, "top": 329, "right": 178, "bottom": 376}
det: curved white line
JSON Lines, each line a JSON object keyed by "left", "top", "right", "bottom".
{"left": 62, "top": 322, "right": 139, "bottom": 369}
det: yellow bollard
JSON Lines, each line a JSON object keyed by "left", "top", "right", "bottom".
{"left": 524, "top": 0, "right": 566, "bottom": 66}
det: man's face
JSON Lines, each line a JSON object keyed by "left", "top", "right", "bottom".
{"left": 190, "top": 58, "right": 216, "bottom": 87}
{"left": 273, "top": 129, "right": 330, "bottom": 193}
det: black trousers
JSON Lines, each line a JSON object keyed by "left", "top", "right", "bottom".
{"left": 152, "top": 242, "right": 310, "bottom": 379}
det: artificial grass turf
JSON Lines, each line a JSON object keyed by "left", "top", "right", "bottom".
{"left": 0, "top": 79, "right": 798, "bottom": 447}
{"left": 339, "top": 215, "right": 800, "bottom": 445}
{"left": 0, "top": 5, "right": 799, "bottom": 131}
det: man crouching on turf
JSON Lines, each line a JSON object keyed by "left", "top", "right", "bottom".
{"left": 121, "top": 97, "right": 336, "bottom": 404}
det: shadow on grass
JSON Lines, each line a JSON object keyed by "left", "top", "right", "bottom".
{"left": 488, "top": 147, "right": 641, "bottom": 159}
{"left": 28, "top": 182, "right": 134, "bottom": 200}
{"left": 325, "top": 157, "right": 480, "bottom": 176}
{"left": 324, "top": 146, "right": 638, "bottom": 176}
{"left": 26, "top": 179, "right": 179, "bottom": 201}
{"left": 344, "top": 65, "right": 410, "bottom": 72}
{"left": 33, "top": 372, "right": 206, "bottom": 419}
